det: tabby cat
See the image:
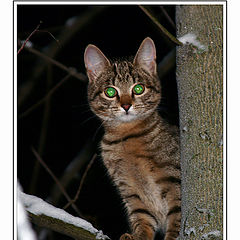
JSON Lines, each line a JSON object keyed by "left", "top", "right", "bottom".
{"left": 84, "top": 37, "right": 181, "bottom": 240}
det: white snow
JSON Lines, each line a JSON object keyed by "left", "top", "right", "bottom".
{"left": 185, "top": 227, "right": 196, "bottom": 236}
{"left": 182, "top": 125, "right": 188, "bottom": 132}
{"left": 201, "top": 230, "right": 222, "bottom": 239}
{"left": 17, "top": 183, "right": 37, "bottom": 240}
{"left": 18, "top": 188, "right": 110, "bottom": 240}
{"left": 20, "top": 40, "right": 33, "bottom": 48}
{"left": 178, "top": 33, "right": 207, "bottom": 51}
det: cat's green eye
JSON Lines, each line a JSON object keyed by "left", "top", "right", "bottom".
{"left": 133, "top": 84, "right": 145, "bottom": 95}
{"left": 104, "top": 87, "right": 117, "bottom": 98}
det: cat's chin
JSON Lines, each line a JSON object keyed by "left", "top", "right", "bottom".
{"left": 97, "top": 113, "right": 139, "bottom": 123}
{"left": 116, "top": 113, "right": 139, "bottom": 122}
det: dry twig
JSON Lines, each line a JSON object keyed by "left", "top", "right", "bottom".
{"left": 17, "top": 22, "right": 42, "bottom": 55}
{"left": 139, "top": 6, "right": 183, "bottom": 46}
{"left": 18, "top": 7, "right": 104, "bottom": 107}
{"left": 19, "top": 74, "right": 71, "bottom": 119}
{"left": 19, "top": 190, "right": 110, "bottom": 240}
{"left": 159, "top": 6, "right": 176, "bottom": 29}
{"left": 19, "top": 44, "right": 87, "bottom": 82}
{"left": 31, "top": 146, "right": 83, "bottom": 217}
{"left": 64, "top": 154, "right": 97, "bottom": 210}
{"left": 50, "top": 139, "right": 97, "bottom": 205}
{"left": 158, "top": 49, "right": 176, "bottom": 79}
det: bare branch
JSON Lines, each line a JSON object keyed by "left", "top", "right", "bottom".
{"left": 29, "top": 64, "right": 53, "bottom": 195}
{"left": 18, "top": 7, "right": 104, "bottom": 107}
{"left": 19, "top": 73, "right": 71, "bottom": 119}
{"left": 36, "top": 29, "right": 61, "bottom": 47}
{"left": 31, "top": 147, "right": 83, "bottom": 217}
{"left": 159, "top": 6, "right": 176, "bottom": 29}
{"left": 50, "top": 139, "right": 97, "bottom": 206}
{"left": 158, "top": 49, "right": 176, "bottom": 79}
{"left": 19, "top": 190, "right": 110, "bottom": 240}
{"left": 19, "top": 44, "right": 87, "bottom": 82}
{"left": 18, "top": 22, "right": 42, "bottom": 55}
{"left": 30, "top": 7, "right": 106, "bottom": 81}
{"left": 64, "top": 154, "right": 97, "bottom": 210}
{"left": 139, "top": 6, "right": 183, "bottom": 46}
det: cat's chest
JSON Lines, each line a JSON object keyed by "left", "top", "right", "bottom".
{"left": 101, "top": 139, "right": 168, "bottom": 220}
{"left": 101, "top": 136, "right": 147, "bottom": 167}
{"left": 101, "top": 135, "right": 158, "bottom": 187}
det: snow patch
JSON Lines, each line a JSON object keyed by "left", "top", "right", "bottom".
{"left": 185, "top": 227, "right": 196, "bottom": 236}
{"left": 19, "top": 189, "right": 110, "bottom": 240}
{"left": 196, "top": 207, "right": 214, "bottom": 216}
{"left": 178, "top": 33, "right": 207, "bottom": 51}
{"left": 201, "top": 230, "right": 222, "bottom": 239}
{"left": 20, "top": 40, "right": 33, "bottom": 48}
{"left": 17, "top": 183, "right": 37, "bottom": 240}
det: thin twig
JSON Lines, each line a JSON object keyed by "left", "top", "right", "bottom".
{"left": 158, "top": 48, "right": 176, "bottom": 79}
{"left": 37, "top": 29, "right": 61, "bottom": 48}
{"left": 29, "top": 65, "right": 53, "bottom": 194}
{"left": 19, "top": 74, "right": 71, "bottom": 119}
{"left": 19, "top": 43, "right": 87, "bottom": 82}
{"left": 139, "top": 6, "right": 183, "bottom": 46}
{"left": 17, "top": 21, "right": 42, "bottom": 55}
{"left": 50, "top": 139, "right": 97, "bottom": 205}
{"left": 64, "top": 154, "right": 97, "bottom": 210}
{"left": 18, "top": 7, "right": 104, "bottom": 107}
{"left": 159, "top": 6, "right": 176, "bottom": 29}
{"left": 31, "top": 146, "right": 83, "bottom": 217}
{"left": 30, "top": 7, "right": 105, "bottom": 82}
{"left": 18, "top": 22, "right": 61, "bottom": 55}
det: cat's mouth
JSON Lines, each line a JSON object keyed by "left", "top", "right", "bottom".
{"left": 116, "top": 110, "right": 138, "bottom": 122}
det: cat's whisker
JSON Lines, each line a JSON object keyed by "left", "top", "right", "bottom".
{"left": 72, "top": 102, "right": 91, "bottom": 109}
{"left": 92, "top": 120, "right": 106, "bottom": 141}
{"left": 80, "top": 115, "right": 98, "bottom": 125}
{"left": 79, "top": 108, "right": 93, "bottom": 115}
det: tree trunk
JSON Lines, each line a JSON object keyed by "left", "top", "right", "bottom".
{"left": 176, "top": 5, "right": 223, "bottom": 239}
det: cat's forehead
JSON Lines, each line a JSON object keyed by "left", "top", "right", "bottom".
{"left": 114, "top": 61, "right": 131, "bottom": 75}
{"left": 111, "top": 60, "right": 135, "bottom": 86}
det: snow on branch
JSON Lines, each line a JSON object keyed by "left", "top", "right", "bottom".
{"left": 18, "top": 189, "right": 110, "bottom": 240}
{"left": 178, "top": 33, "right": 207, "bottom": 51}
{"left": 18, "top": 185, "right": 37, "bottom": 240}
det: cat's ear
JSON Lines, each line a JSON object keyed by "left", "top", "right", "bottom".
{"left": 133, "top": 37, "right": 157, "bottom": 75}
{"left": 84, "top": 44, "right": 110, "bottom": 82}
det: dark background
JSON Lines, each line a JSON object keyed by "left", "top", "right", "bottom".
{"left": 17, "top": 4, "right": 178, "bottom": 240}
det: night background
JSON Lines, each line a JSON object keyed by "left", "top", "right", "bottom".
{"left": 17, "top": 4, "right": 178, "bottom": 240}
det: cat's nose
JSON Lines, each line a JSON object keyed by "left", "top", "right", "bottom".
{"left": 121, "top": 104, "right": 132, "bottom": 113}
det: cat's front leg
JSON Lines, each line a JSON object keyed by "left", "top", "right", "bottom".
{"left": 120, "top": 233, "right": 134, "bottom": 240}
{"left": 164, "top": 209, "right": 181, "bottom": 240}
{"left": 120, "top": 217, "right": 155, "bottom": 240}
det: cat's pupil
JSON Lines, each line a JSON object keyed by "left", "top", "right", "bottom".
{"left": 133, "top": 84, "right": 144, "bottom": 95}
{"left": 105, "top": 87, "right": 116, "bottom": 98}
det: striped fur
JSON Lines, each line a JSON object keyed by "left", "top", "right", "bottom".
{"left": 84, "top": 38, "right": 180, "bottom": 240}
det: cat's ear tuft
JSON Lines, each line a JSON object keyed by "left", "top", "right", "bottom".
{"left": 133, "top": 37, "right": 157, "bottom": 75}
{"left": 84, "top": 44, "right": 110, "bottom": 82}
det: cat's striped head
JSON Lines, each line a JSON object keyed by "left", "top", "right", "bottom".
{"left": 84, "top": 37, "right": 161, "bottom": 123}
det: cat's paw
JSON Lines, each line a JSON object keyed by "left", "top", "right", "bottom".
{"left": 120, "top": 233, "right": 134, "bottom": 240}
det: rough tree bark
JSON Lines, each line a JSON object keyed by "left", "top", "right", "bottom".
{"left": 176, "top": 5, "right": 223, "bottom": 239}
